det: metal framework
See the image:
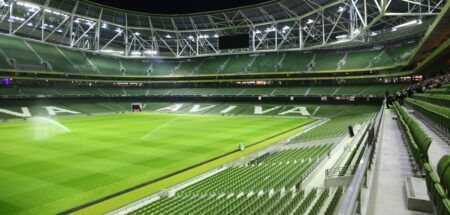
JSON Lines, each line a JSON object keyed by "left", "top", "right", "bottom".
{"left": 0, "top": 0, "right": 444, "bottom": 58}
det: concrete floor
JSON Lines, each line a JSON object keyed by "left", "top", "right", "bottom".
{"left": 373, "top": 108, "right": 430, "bottom": 215}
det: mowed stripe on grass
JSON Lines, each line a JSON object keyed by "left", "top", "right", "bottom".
{"left": 0, "top": 113, "right": 312, "bottom": 214}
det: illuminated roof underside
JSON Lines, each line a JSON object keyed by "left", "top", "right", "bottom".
{"left": 0, "top": 0, "right": 444, "bottom": 58}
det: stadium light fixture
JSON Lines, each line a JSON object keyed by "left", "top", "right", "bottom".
{"left": 335, "top": 34, "right": 348, "bottom": 39}
{"left": 101, "top": 49, "right": 124, "bottom": 55}
{"left": 74, "top": 19, "right": 80, "bottom": 23}
{"left": 188, "top": 35, "right": 194, "bottom": 41}
{"left": 265, "top": 27, "right": 276, "bottom": 32}
{"left": 307, "top": 19, "right": 314, "bottom": 24}
{"left": 10, "top": 16, "right": 25, "bottom": 22}
{"left": 27, "top": 22, "right": 33, "bottom": 27}
{"left": 115, "top": 28, "right": 123, "bottom": 33}
{"left": 213, "top": 34, "right": 219, "bottom": 38}
{"left": 254, "top": 29, "right": 262, "bottom": 34}
{"left": 145, "top": 50, "right": 158, "bottom": 55}
{"left": 17, "top": 2, "right": 39, "bottom": 10}
{"left": 338, "top": 7, "right": 345, "bottom": 12}
{"left": 101, "top": 23, "right": 108, "bottom": 29}
{"left": 165, "top": 34, "right": 172, "bottom": 38}
{"left": 57, "top": 29, "right": 63, "bottom": 33}
{"left": 44, "top": 9, "right": 67, "bottom": 17}
{"left": 131, "top": 51, "right": 141, "bottom": 55}
{"left": 392, "top": 19, "right": 422, "bottom": 30}
{"left": 133, "top": 32, "right": 141, "bottom": 36}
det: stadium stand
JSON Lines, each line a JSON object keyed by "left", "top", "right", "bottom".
{"left": 0, "top": 34, "right": 417, "bottom": 76}
{"left": 312, "top": 52, "right": 343, "bottom": 71}
{"left": 405, "top": 98, "right": 450, "bottom": 133}
{"left": 0, "top": 0, "right": 447, "bottom": 214}
{"left": 0, "top": 84, "right": 408, "bottom": 98}
{"left": 393, "top": 102, "right": 432, "bottom": 171}
{"left": 0, "top": 34, "right": 44, "bottom": 71}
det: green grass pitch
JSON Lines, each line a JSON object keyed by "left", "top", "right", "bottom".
{"left": 0, "top": 113, "right": 312, "bottom": 214}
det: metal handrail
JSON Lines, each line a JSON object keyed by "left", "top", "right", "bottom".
{"left": 325, "top": 165, "right": 359, "bottom": 178}
{"left": 337, "top": 104, "right": 384, "bottom": 215}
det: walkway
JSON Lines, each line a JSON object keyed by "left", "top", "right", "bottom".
{"left": 373, "top": 108, "right": 429, "bottom": 215}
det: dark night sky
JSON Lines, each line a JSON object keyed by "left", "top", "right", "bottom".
{"left": 89, "top": 0, "right": 271, "bottom": 14}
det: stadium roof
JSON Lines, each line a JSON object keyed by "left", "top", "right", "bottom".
{"left": 0, "top": 0, "right": 445, "bottom": 58}
{"left": 86, "top": 0, "right": 273, "bottom": 15}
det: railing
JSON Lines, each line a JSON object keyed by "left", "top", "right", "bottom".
{"left": 325, "top": 165, "right": 359, "bottom": 178}
{"left": 337, "top": 103, "right": 384, "bottom": 215}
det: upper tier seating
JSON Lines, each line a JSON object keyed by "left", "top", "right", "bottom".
{"left": 342, "top": 50, "right": 381, "bottom": 70}
{"left": 221, "top": 55, "right": 253, "bottom": 74}
{"left": 88, "top": 54, "right": 122, "bottom": 75}
{"left": 28, "top": 42, "right": 76, "bottom": 73}
{"left": 252, "top": 53, "right": 283, "bottom": 73}
{"left": 279, "top": 52, "right": 313, "bottom": 72}
{"left": 0, "top": 34, "right": 417, "bottom": 76}
{"left": 121, "top": 59, "right": 151, "bottom": 75}
{"left": 0, "top": 34, "right": 44, "bottom": 70}
{"left": 312, "top": 52, "right": 343, "bottom": 71}
{"left": 57, "top": 47, "right": 96, "bottom": 73}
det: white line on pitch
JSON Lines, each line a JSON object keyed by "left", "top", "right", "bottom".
{"left": 140, "top": 117, "right": 179, "bottom": 140}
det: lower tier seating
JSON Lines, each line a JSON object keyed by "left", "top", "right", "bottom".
{"left": 0, "top": 84, "right": 408, "bottom": 98}
{"left": 129, "top": 144, "right": 345, "bottom": 215}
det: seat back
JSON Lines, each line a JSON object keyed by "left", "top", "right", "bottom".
{"left": 438, "top": 155, "right": 450, "bottom": 179}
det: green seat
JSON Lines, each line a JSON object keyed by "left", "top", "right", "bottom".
{"left": 432, "top": 183, "right": 447, "bottom": 205}
{"left": 439, "top": 198, "right": 450, "bottom": 215}
{"left": 438, "top": 155, "right": 450, "bottom": 179}
{"left": 444, "top": 169, "right": 450, "bottom": 198}
{"left": 425, "top": 162, "right": 440, "bottom": 191}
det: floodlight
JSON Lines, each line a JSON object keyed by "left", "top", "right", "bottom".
{"left": 265, "top": 27, "right": 276, "bottom": 32}
{"left": 393, "top": 19, "right": 422, "bottom": 30}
